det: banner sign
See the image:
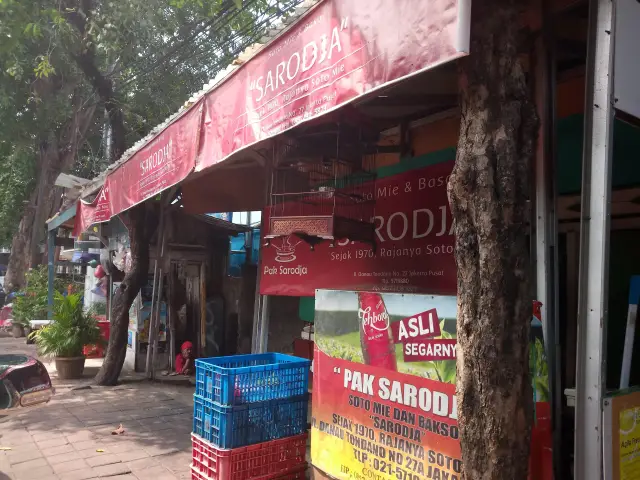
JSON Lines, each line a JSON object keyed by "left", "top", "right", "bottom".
{"left": 197, "top": 0, "right": 470, "bottom": 171}
{"left": 260, "top": 161, "right": 457, "bottom": 296}
{"left": 108, "top": 101, "right": 203, "bottom": 215}
{"left": 312, "top": 290, "right": 461, "bottom": 480}
{"left": 72, "top": 183, "right": 112, "bottom": 237}
{"left": 312, "top": 290, "right": 553, "bottom": 480}
{"left": 604, "top": 390, "right": 640, "bottom": 480}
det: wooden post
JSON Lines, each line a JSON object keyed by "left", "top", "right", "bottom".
{"left": 146, "top": 198, "right": 167, "bottom": 379}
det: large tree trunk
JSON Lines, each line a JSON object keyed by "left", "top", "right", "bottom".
{"left": 95, "top": 204, "right": 156, "bottom": 386}
{"left": 447, "top": 0, "right": 537, "bottom": 478}
{"left": 4, "top": 196, "right": 36, "bottom": 292}
{"left": 4, "top": 98, "right": 95, "bottom": 291}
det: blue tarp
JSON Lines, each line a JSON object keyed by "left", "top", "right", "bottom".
{"left": 228, "top": 228, "right": 260, "bottom": 277}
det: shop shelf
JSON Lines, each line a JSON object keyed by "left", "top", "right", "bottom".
{"left": 195, "top": 353, "right": 311, "bottom": 406}
{"left": 191, "top": 432, "right": 307, "bottom": 480}
{"left": 192, "top": 394, "right": 308, "bottom": 449}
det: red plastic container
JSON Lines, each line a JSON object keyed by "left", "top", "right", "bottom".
{"left": 83, "top": 318, "right": 110, "bottom": 358}
{"left": 528, "top": 402, "right": 553, "bottom": 480}
{"left": 254, "top": 464, "right": 307, "bottom": 480}
{"left": 191, "top": 432, "right": 307, "bottom": 480}
{"left": 191, "top": 465, "right": 307, "bottom": 480}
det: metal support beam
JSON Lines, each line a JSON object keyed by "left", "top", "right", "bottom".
{"left": 255, "top": 295, "right": 270, "bottom": 353}
{"left": 574, "top": 0, "right": 616, "bottom": 476}
{"left": 47, "top": 229, "right": 56, "bottom": 320}
{"left": 252, "top": 147, "right": 273, "bottom": 354}
{"left": 146, "top": 200, "right": 167, "bottom": 379}
{"left": 47, "top": 204, "right": 77, "bottom": 231}
{"left": 533, "top": 0, "right": 563, "bottom": 475}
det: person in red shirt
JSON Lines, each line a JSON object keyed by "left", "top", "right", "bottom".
{"left": 175, "top": 341, "right": 194, "bottom": 375}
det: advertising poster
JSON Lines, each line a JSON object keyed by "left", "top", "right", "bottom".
{"left": 312, "top": 290, "right": 552, "bottom": 480}
{"left": 261, "top": 160, "right": 457, "bottom": 297}
{"left": 604, "top": 390, "right": 640, "bottom": 480}
{"left": 312, "top": 290, "right": 461, "bottom": 480}
{"left": 129, "top": 277, "right": 167, "bottom": 343}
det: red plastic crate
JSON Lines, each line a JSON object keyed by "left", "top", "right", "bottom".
{"left": 191, "top": 464, "right": 307, "bottom": 480}
{"left": 191, "top": 432, "right": 307, "bottom": 480}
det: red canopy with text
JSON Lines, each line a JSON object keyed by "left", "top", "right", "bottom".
{"left": 107, "top": 101, "right": 203, "bottom": 215}
{"left": 196, "top": 0, "right": 469, "bottom": 172}
{"left": 72, "top": 182, "right": 112, "bottom": 237}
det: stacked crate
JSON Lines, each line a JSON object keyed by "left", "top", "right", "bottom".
{"left": 191, "top": 353, "right": 311, "bottom": 480}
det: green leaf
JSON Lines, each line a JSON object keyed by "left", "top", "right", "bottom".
{"left": 234, "top": 0, "right": 242, "bottom": 9}
{"left": 30, "top": 292, "right": 103, "bottom": 358}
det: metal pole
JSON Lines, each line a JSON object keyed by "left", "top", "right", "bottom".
{"left": 574, "top": 0, "right": 616, "bottom": 476}
{"left": 145, "top": 203, "right": 166, "bottom": 378}
{"left": 251, "top": 290, "right": 262, "bottom": 353}
{"left": 47, "top": 229, "right": 56, "bottom": 319}
{"left": 145, "top": 259, "right": 158, "bottom": 378}
{"left": 245, "top": 211, "right": 252, "bottom": 264}
{"left": 168, "top": 270, "right": 175, "bottom": 370}
{"left": 258, "top": 296, "right": 270, "bottom": 353}
{"left": 151, "top": 226, "right": 168, "bottom": 380}
{"left": 252, "top": 146, "right": 273, "bottom": 353}
{"left": 534, "top": 2, "right": 563, "bottom": 475}
{"left": 619, "top": 276, "right": 640, "bottom": 389}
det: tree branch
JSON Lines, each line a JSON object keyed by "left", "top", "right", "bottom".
{"left": 62, "top": 0, "right": 126, "bottom": 161}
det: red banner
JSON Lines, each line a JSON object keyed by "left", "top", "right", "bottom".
{"left": 107, "top": 101, "right": 203, "bottom": 215}
{"left": 259, "top": 160, "right": 457, "bottom": 296}
{"left": 72, "top": 183, "right": 112, "bottom": 237}
{"left": 197, "top": 0, "right": 469, "bottom": 171}
{"left": 391, "top": 309, "right": 442, "bottom": 344}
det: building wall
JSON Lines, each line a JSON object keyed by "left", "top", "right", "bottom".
{"left": 267, "top": 295, "right": 304, "bottom": 354}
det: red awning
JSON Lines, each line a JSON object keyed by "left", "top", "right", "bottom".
{"left": 74, "top": 0, "right": 469, "bottom": 228}
{"left": 195, "top": 0, "right": 469, "bottom": 173}
{"left": 72, "top": 184, "right": 111, "bottom": 237}
{"left": 108, "top": 100, "right": 203, "bottom": 216}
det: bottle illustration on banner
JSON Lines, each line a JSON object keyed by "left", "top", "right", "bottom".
{"left": 358, "top": 292, "right": 398, "bottom": 371}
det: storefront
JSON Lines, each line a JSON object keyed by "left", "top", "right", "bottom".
{"left": 59, "top": 0, "right": 640, "bottom": 478}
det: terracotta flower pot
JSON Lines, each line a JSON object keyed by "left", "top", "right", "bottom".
{"left": 55, "top": 357, "right": 85, "bottom": 379}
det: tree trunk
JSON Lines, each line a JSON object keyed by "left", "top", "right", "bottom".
{"left": 4, "top": 197, "right": 36, "bottom": 292}
{"left": 29, "top": 140, "right": 63, "bottom": 268}
{"left": 95, "top": 204, "right": 155, "bottom": 386}
{"left": 6, "top": 141, "right": 59, "bottom": 290}
{"left": 4, "top": 97, "right": 96, "bottom": 291}
{"left": 447, "top": 0, "right": 537, "bottom": 478}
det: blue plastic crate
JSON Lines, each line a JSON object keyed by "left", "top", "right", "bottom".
{"left": 195, "top": 353, "right": 311, "bottom": 405}
{"left": 192, "top": 394, "right": 308, "bottom": 449}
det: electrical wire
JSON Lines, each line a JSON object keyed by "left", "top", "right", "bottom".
{"left": 126, "top": 1, "right": 296, "bottom": 89}
{"left": 116, "top": 0, "right": 289, "bottom": 89}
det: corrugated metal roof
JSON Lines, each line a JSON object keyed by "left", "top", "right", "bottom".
{"left": 78, "top": 0, "right": 322, "bottom": 201}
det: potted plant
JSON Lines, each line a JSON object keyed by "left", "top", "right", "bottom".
{"left": 11, "top": 266, "right": 63, "bottom": 338}
{"left": 29, "top": 292, "right": 103, "bottom": 379}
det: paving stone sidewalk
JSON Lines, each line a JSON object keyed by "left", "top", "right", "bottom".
{"left": 0, "top": 383, "right": 194, "bottom": 480}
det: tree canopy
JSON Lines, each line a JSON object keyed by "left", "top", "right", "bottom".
{"left": 0, "top": 0, "right": 300, "bottom": 247}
